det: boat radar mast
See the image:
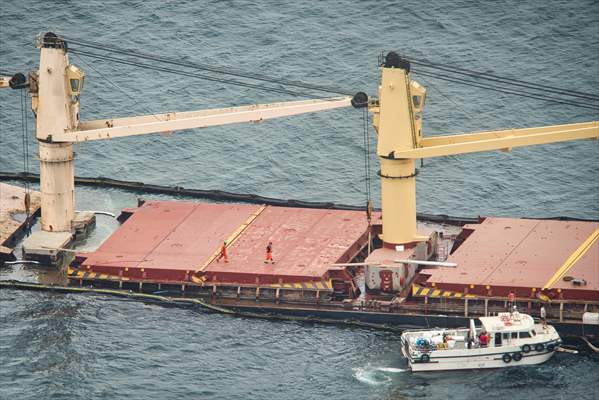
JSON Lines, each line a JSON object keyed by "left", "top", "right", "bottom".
{"left": 2, "top": 33, "right": 598, "bottom": 261}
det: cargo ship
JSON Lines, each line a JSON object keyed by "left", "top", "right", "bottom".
{"left": 2, "top": 33, "right": 598, "bottom": 340}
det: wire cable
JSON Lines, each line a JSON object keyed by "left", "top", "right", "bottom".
{"left": 60, "top": 35, "right": 598, "bottom": 109}
{"left": 61, "top": 35, "right": 355, "bottom": 96}
{"left": 71, "top": 53, "right": 166, "bottom": 122}
{"left": 413, "top": 70, "right": 599, "bottom": 111}
{"left": 362, "top": 108, "right": 372, "bottom": 206}
{"left": 404, "top": 55, "right": 599, "bottom": 101}
{"left": 70, "top": 48, "right": 330, "bottom": 99}
{"left": 19, "top": 90, "right": 32, "bottom": 235}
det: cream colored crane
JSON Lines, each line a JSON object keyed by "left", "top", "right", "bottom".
{"left": 369, "top": 52, "right": 598, "bottom": 246}
{"left": 3, "top": 34, "right": 598, "bottom": 254}
{"left": 17, "top": 33, "right": 356, "bottom": 233}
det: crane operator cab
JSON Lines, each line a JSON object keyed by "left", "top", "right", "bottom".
{"left": 66, "top": 64, "right": 84, "bottom": 129}
{"left": 66, "top": 64, "right": 84, "bottom": 97}
{"left": 410, "top": 80, "right": 426, "bottom": 144}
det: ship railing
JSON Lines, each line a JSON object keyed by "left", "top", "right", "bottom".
{"left": 402, "top": 295, "right": 599, "bottom": 322}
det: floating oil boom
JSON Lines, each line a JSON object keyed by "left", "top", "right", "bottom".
{"left": 2, "top": 32, "right": 598, "bottom": 261}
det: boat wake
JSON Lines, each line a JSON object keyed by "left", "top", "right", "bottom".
{"left": 377, "top": 367, "right": 408, "bottom": 373}
{"left": 353, "top": 364, "right": 408, "bottom": 385}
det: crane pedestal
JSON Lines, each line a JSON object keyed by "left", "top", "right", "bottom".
{"left": 22, "top": 231, "right": 73, "bottom": 267}
{"left": 22, "top": 211, "right": 95, "bottom": 267}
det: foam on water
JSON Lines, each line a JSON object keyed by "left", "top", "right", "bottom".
{"left": 377, "top": 367, "right": 409, "bottom": 373}
{"left": 353, "top": 366, "right": 393, "bottom": 386}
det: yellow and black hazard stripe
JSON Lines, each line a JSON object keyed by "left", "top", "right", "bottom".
{"left": 411, "top": 284, "right": 476, "bottom": 299}
{"left": 266, "top": 280, "right": 333, "bottom": 291}
{"left": 76, "top": 266, "right": 332, "bottom": 291}
{"left": 190, "top": 275, "right": 332, "bottom": 291}
{"left": 67, "top": 267, "right": 129, "bottom": 281}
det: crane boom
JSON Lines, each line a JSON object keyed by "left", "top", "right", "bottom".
{"left": 393, "top": 122, "right": 598, "bottom": 159}
{"left": 48, "top": 97, "right": 352, "bottom": 143}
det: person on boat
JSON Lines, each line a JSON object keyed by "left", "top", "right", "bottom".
{"left": 264, "top": 241, "right": 274, "bottom": 264}
{"left": 541, "top": 305, "right": 547, "bottom": 328}
{"left": 508, "top": 291, "right": 515, "bottom": 312}
{"left": 479, "top": 331, "right": 489, "bottom": 347}
{"left": 217, "top": 240, "right": 229, "bottom": 263}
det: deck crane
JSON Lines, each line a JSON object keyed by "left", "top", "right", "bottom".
{"left": 369, "top": 52, "right": 598, "bottom": 246}
{"left": 2, "top": 33, "right": 363, "bottom": 257}
{"left": 2, "top": 32, "right": 598, "bottom": 261}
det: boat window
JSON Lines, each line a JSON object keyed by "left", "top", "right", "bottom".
{"left": 502, "top": 333, "right": 510, "bottom": 340}
{"left": 495, "top": 332, "right": 502, "bottom": 346}
{"left": 511, "top": 332, "right": 518, "bottom": 339}
{"left": 531, "top": 330, "right": 536, "bottom": 336}
{"left": 520, "top": 331, "right": 531, "bottom": 338}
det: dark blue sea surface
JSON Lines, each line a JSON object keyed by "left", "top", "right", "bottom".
{"left": 1, "top": 0, "right": 599, "bottom": 399}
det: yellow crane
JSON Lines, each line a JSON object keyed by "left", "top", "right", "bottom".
{"left": 2, "top": 33, "right": 598, "bottom": 259}
{"left": 369, "top": 52, "right": 598, "bottom": 246}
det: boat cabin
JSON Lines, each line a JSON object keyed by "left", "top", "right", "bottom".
{"left": 479, "top": 311, "right": 539, "bottom": 348}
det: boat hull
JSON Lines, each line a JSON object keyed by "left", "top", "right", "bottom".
{"left": 407, "top": 348, "right": 556, "bottom": 372}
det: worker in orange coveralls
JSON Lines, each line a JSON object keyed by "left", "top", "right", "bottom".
{"left": 217, "top": 240, "right": 229, "bottom": 263}
{"left": 264, "top": 241, "right": 274, "bottom": 264}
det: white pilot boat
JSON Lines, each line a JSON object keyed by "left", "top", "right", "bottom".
{"left": 401, "top": 311, "right": 561, "bottom": 372}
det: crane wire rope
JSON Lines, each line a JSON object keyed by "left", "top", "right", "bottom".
{"left": 70, "top": 48, "right": 330, "bottom": 99}
{"left": 61, "top": 34, "right": 599, "bottom": 101}
{"left": 361, "top": 107, "right": 374, "bottom": 255}
{"left": 57, "top": 34, "right": 599, "bottom": 110}
{"left": 71, "top": 53, "right": 166, "bottom": 124}
{"left": 403, "top": 55, "right": 599, "bottom": 101}
{"left": 415, "top": 74, "right": 526, "bottom": 129}
{"left": 413, "top": 70, "right": 599, "bottom": 111}
{"left": 362, "top": 107, "right": 372, "bottom": 211}
{"left": 19, "top": 89, "right": 31, "bottom": 235}
{"left": 70, "top": 45, "right": 598, "bottom": 111}
{"left": 59, "top": 34, "right": 355, "bottom": 96}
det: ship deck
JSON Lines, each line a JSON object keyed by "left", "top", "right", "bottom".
{"left": 77, "top": 200, "right": 369, "bottom": 285}
{"left": 0, "top": 183, "right": 41, "bottom": 259}
{"left": 418, "top": 217, "right": 599, "bottom": 301}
